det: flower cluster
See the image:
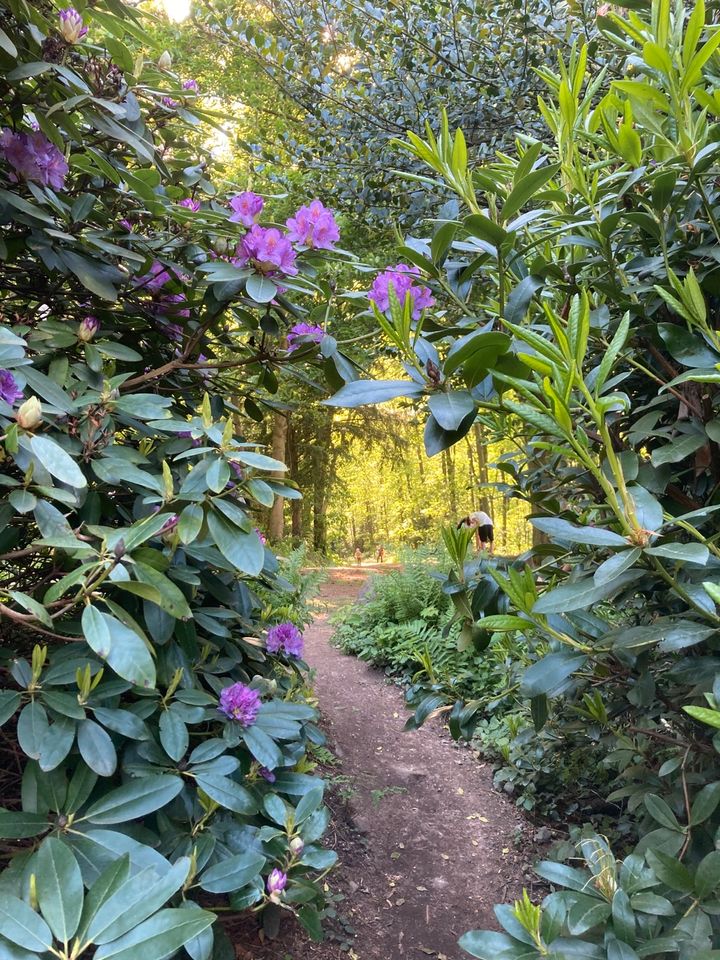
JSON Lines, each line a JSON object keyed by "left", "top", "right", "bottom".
{"left": 58, "top": 7, "right": 87, "bottom": 43}
{"left": 286, "top": 200, "right": 339, "bottom": 250}
{"left": 369, "top": 263, "right": 435, "bottom": 320}
{"left": 135, "top": 261, "right": 173, "bottom": 294}
{"left": 228, "top": 191, "right": 264, "bottom": 227}
{"left": 178, "top": 197, "right": 200, "bottom": 211}
{"left": 255, "top": 528, "right": 267, "bottom": 545}
{"left": 234, "top": 226, "right": 298, "bottom": 277}
{"left": 0, "top": 128, "right": 68, "bottom": 190}
{"left": 266, "top": 622, "right": 304, "bottom": 658}
{"left": 0, "top": 370, "right": 22, "bottom": 406}
{"left": 218, "top": 682, "right": 262, "bottom": 727}
{"left": 286, "top": 322, "right": 325, "bottom": 353}
{"left": 182, "top": 79, "right": 199, "bottom": 92}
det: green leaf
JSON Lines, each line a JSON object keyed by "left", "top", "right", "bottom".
{"left": 651, "top": 434, "right": 706, "bottom": 466}
{"left": 178, "top": 504, "right": 204, "bottom": 544}
{"left": 684, "top": 705, "right": 720, "bottom": 728}
{"left": 199, "top": 853, "right": 265, "bottom": 894}
{"left": 207, "top": 512, "right": 264, "bottom": 576}
{"left": 475, "top": 615, "right": 529, "bottom": 632}
{"left": 427, "top": 391, "right": 475, "bottom": 431}
{"left": 242, "top": 725, "right": 283, "bottom": 769}
{"left": 0, "top": 896, "right": 52, "bottom": 953}
{"left": 594, "top": 548, "right": 642, "bottom": 585}
{"left": 645, "top": 849, "right": 694, "bottom": 892}
{"left": 0, "top": 810, "right": 49, "bottom": 840}
{"left": 567, "top": 893, "right": 611, "bottom": 934}
{"left": 77, "top": 719, "right": 117, "bottom": 777}
{"left": 82, "top": 606, "right": 156, "bottom": 689}
{"left": 0, "top": 27, "right": 18, "bottom": 57}
{"left": 325, "top": 380, "right": 425, "bottom": 407}
{"left": 444, "top": 331, "right": 510, "bottom": 377}
{"left": 457, "top": 930, "right": 530, "bottom": 959}
{"left": 77, "top": 857, "right": 131, "bottom": 947}
{"left": 83, "top": 775, "right": 184, "bottom": 824}
{"left": 35, "top": 837, "right": 83, "bottom": 943}
{"left": 531, "top": 517, "right": 628, "bottom": 547}
{"left": 0, "top": 692, "right": 21, "bottom": 727}
{"left": 93, "top": 907, "right": 215, "bottom": 960}
{"left": 533, "top": 571, "right": 642, "bottom": 614}
{"left": 644, "top": 794, "right": 680, "bottom": 831}
{"left": 500, "top": 163, "right": 560, "bottom": 221}
{"left": 690, "top": 781, "right": 720, "bottom": 825}
{"left": 695, "top": 850, "right": 720, "bottom": 899}
{"left": 16, "top": 702, "right": 49, "bottom": 760}
{"left": 245, "top": 274, "right": 278, "bottom": 303}
{"left": 29, "top": 436, "right": 87, "bottom": 489}
{"left": 88, "top": 858, "right": 191, "bottom": 945}
{"left": 520, "top": 652, "right": 587, "bottom": 697}
{"left": 133, "top": 563, "right": 191, "bottom": 620}
{"left": 159, "top": 710, "right": 188, "bottom": 762}
{"left": 194, "top": 774, "right": 257, "bottom": 814}
{"left": 39, "top": 717, "right": 76, "bottom": 772}
{"left": 646, "top": 542, "right": 709, "bottom": 564}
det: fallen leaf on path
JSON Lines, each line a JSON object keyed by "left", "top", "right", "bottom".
{"left": 466, "top": 814, "right": 488, "bottom": 822}
{"left": 396, "top": 898, "right": 405, "bottom": 906}
{"left": 390, "top": 852, "right": 401, "bottom": 860}
{"left": 456, "top": 787, "right": 464, "bottom": 795}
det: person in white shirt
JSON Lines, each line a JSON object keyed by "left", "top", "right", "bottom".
{"left": 456, "top": 510, "right": 494, "bottom": 553}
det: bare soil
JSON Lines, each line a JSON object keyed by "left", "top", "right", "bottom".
{"left": 233, "top": 566, "right": 528, "bottom": 960}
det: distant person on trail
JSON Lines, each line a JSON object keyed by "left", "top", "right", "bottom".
{"left": 354, "top": 547, "right": 362, "bottom": 565}
{"left": 457, "top": 510, "right": 494, "bottom": 553}
{"left": 376, "top": 545, "right": 385, "bottom": 563}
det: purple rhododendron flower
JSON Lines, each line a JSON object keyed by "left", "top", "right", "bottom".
{"left": 182, "top": 79, "right": 199, "bottom": 91}
{"left": 286, "top": 322, "right": 324, "bottom": 352}
{"left": 0, "top": 128, "right": 68, "bottom": 190}
{"left": 266, "top": 869, "right": 287, "bottom": 895}
{"left": 368, "top": 263, "right": 435, "bottom": 321}
{"left": 218, "top": 682, "right": 262, "bottom": 726}
{"left": 255, "top": 527, "right": 267, "bottom": 545}
{"left": 0, "top": 370, "right": 22, "bottom": 406}
{"left": 266, "top": 622, "right": 304, "bottom": 658}
{"left": 135, "top": 261, "right": 172, "bottom": 294}
{"left": 119, "top": 218, "right": 133, "bottom": 232}
{"left": 78, "top": 315, "right": 100, "bottom": 342}
{"left": 178, "top": 197, "right": 200, "bottom": 211}
{"left": 235, "top": 225, "right": 298, "bottom": 277}
{"left": 259, "top": 766, "right": 276, "bottom": 783}
{"left": 286, "top": 199, "right": 339, "bottom": 250}
{"left": 161, "top": 96, "right": 177, "bottom": 109}
{"left": 58, "top": 7, "right": 87, "bottom": 43}
{"left": 228, "top": 191, "right": 264, "bottom": 227}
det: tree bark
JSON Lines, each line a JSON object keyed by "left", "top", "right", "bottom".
{"left": 286, "top": 418, "right": 303, "bottom": 543}
{"left": 474, "top": 424, "right": 491, "bottom": 513}
{"left": 268, "top": 412, "right": 288, "bottom": 541}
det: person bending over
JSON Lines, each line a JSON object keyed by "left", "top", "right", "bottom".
{"left": 457, "top": 510, "right": 494, "bottom": 553}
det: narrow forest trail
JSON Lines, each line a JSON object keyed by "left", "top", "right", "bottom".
{"left": 296, "top": 566, "right": 526, "bottom": 960}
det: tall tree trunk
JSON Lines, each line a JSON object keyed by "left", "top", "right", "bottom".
{"left": 268, "top": 412, "right": 287, "bottom": 542}
{"left": 286, "top": 418, "right": 303, "bottom": 544}
{"left": 474, "top": 424, "right": 491, "bottom": 513}
{"left": 312, "top": 415, "right": 335, "bottom": 553}
{"left": 466, "top": 436, "right": 478, "bottom": 510}
{"left": 446, "top": 448, "right": 458, "bottom": 518}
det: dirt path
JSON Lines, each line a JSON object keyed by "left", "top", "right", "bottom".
{"left": 234, "top": 566, "right": 526, "bottom": 960}
{"left": 304, "top": 566, "right": 525, "bottom": 960}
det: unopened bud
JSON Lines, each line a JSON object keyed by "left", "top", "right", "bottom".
{"left": 157, "top": 50, "right": 172, "bottom": 70}
{"left": 289, "top": 837, "right": 304, "bottom": 857}
{"left": 58, "top": 7, "right": 87, "bottom": 44}
{"left": 16, "top": 396, "right": 42, "bottom": 430}
{"left": 78, "top": 315, "right": 100, "bottom": 342}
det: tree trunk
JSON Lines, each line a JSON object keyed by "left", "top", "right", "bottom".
{"left": 474, "top": 424, "right": 491, "bottom": 513}
{"left": 268, "top": 412, "right": 287, "bottom": 542}
{"left": 286, "top": 419, "right": 303, "bottom": 543}
{"left": 446, "top": 448, "right": 458, "bottom": 518}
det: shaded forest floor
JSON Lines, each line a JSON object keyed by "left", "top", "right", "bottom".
{"left": 234, "top": 566, "right": 529, "bottom": 960}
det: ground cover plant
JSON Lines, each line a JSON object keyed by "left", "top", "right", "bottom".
{"left": 0, "top": 1, "right": 358, "bottom": 955}
{"left": 328, "top": 0, "right": 720, "bottom": 954}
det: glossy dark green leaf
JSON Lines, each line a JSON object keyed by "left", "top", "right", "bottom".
{"left": 35, "top": 838, "right": 84, "bottom": 942}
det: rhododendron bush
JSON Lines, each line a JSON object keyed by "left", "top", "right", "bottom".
{"left": 0, "top": 0, "right": 350, "bottom": 956}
